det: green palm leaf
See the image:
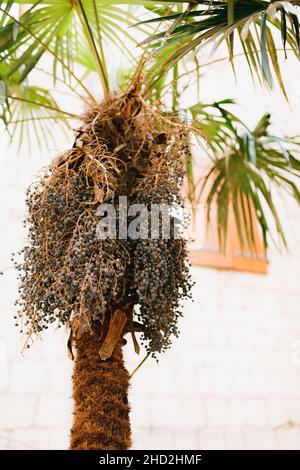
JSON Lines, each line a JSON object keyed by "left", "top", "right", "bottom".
{"left": 1, "top": 84, "right": 73, "bottom": 149}
{"left": 140, "top": 1, "right": 300, "bottom": 95}
{"left": 0, "top": 1, "right": 150, "bottom": 94}
{"left": 0, "top": 56, "right": 75, "bottom": 148}
{"left": 189, "top": 100, "right": 300, "bottom": 250}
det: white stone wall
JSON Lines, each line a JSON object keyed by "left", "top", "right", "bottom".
{"left": 0, "top": 149, "right": 73, "bottom": 450}
{"left": 0, "top": 145, "right": 299, "bottom": 450}
{"left": 1, "top": 51, "right": 300, "bottom": 451}
{"left": 127, "top": 229, "right": 300, "bottom": 450}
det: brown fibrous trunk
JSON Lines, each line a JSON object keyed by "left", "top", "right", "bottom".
{"left": 70, "top": 333, "right": 131, "bottom": 450}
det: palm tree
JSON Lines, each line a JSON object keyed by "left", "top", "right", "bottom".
{"left": 0, "top": 1, "right": 300, "bottom": 450}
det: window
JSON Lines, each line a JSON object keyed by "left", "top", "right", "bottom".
{"left": 188, "top": 203, "right": 268, "bottom": 274}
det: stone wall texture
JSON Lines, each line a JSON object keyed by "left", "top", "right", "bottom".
{"left": 1, "top": 52, "right": 300, "bottom": 450}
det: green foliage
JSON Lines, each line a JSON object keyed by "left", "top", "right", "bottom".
{"left": 141, "top": 1, "right": 300, "bottom": 96}
{"left": 0, "top": 1, "right": 299, "bottom": 249}
{"left": 0, "top": 1, "right": 151, "bottom": 146}
{"left": 189, "top": 100, "right": 300, "bottom": 249}
{"left": 0, "top": 55, "right": 74, "bottom": 147}
{"left": 0, "top": 1, "right": 147, "bottom": 93}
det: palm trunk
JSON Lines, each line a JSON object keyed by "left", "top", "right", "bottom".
{"left": 70, "top": 333, "right": 131, "bottom": 450}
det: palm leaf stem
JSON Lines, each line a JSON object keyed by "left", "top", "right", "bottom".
{"left": 6, "top": 94, "right": 77, "bottom": 118}
{"left": 75, "top": 0, "right": 109, "bottom": 94}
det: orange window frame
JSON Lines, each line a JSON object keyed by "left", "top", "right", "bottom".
{"left": 188, "top": 202, "right": 268, "bottom": 274}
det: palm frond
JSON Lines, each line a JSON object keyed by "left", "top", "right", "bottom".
{"left": 0, "top": 1, "right": 150, "bottom": 95}
{"left": 0, "top": 2, "right": 96, "bottom": 99}
{"left": 0, "top": 1, "right": 157, "bottom": 148}
{"left": 140, "top": 1, "right": 300, "bottom": 95}
{"left": 0, "top": 57, "right": 74, "bottom": 149}
{"left": 189, "top": 100, "right": 300, "bottom": 250}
